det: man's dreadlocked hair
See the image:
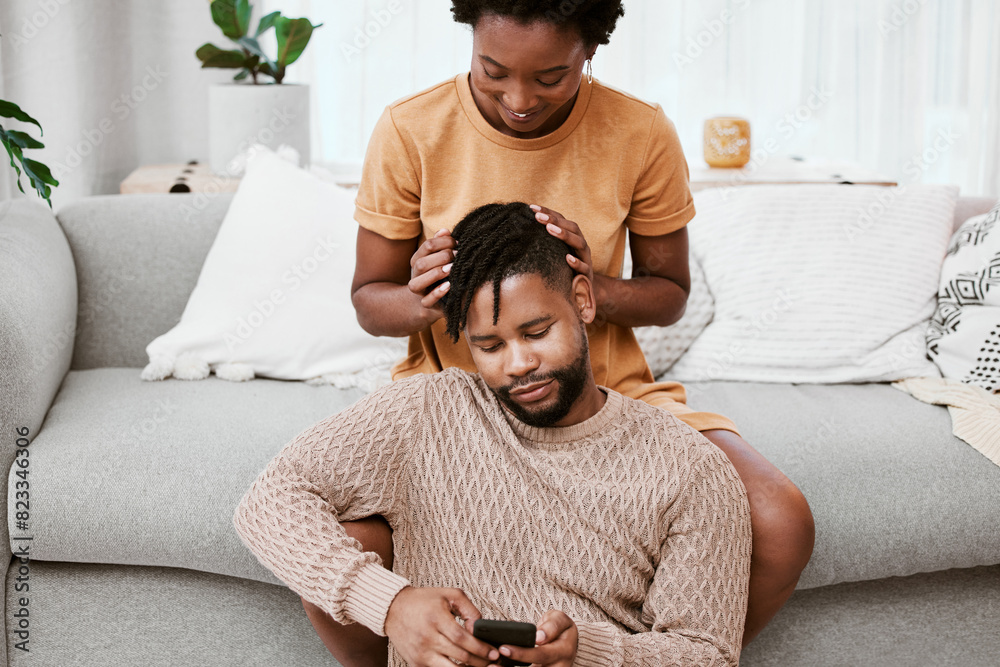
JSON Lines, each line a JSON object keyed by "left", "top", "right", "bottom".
{"left": 443, "top": 202, "right": 576, "bottom": 343}
{"left": 451, "top": 0, "right": 625, "bottom": 46}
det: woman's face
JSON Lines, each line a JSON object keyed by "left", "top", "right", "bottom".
{"left": 469, "top": 14, "right": 594, "bottom": 139}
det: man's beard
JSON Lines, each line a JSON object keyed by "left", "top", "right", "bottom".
{"left": 491, "top": 338, "right": 590, "bottom": 428}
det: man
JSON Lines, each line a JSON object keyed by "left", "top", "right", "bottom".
{"left": 234, "top": 202, "right": 751, "bottom": 667}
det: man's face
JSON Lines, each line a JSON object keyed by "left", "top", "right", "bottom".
{"left": 465, "top": 272, "right": 594, "bottom": 428}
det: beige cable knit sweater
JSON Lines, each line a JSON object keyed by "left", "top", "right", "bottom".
{"left": 234, "top": 368, "right": 751, "bottom": 667}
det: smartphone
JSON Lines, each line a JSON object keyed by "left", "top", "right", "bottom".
{"left": 472, "top": 619, "right": 536, "bottom": 667}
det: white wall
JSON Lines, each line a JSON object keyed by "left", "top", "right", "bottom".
{"left": 1, "top": 0, "right": 997, "bottom": 207}
{"left": 275, "top": 0, "right": 1000, "bottom": 197}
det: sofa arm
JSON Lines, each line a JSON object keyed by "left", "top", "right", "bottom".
{"left": 0, "top": 200, "right": 78, "bottom": 548}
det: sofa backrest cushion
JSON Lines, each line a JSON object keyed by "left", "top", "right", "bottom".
{"left": 58, "top": 193, "right": 233, "bottom": 369}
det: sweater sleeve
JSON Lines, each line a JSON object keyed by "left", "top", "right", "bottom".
{"left": 574, "top": 446, "right": 752, "bottom": 667}
{"left": 233, "top": 377, "right": 428, "bottom": 635}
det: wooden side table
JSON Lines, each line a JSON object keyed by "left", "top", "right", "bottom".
{"left": 120, "top": 162, "right": 241, "bottom": 195}
{"left": 120, "top": 162, "right": 362, "bottom": 194}
{"left": 122, "top": 156, "right": 896, "bottom": 195}
{"left": 688, "top": 155, "right": 897, "bottom": 192}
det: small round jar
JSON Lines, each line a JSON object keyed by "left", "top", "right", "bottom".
{"left": 703, "top": 117, "right": 751, "bottom": 168}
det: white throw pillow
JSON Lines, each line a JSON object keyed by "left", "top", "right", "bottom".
{"left": 927, "top": 202, "right": 1000, "bottom": 391}
{"left": 142, "top": 145, "right": 405, "bottom": 389}
{"left": 668, "top": 184, "right": 958, "bottom": 383}
{"left": 625, "top": 248, "right": 714, "bottom": 378}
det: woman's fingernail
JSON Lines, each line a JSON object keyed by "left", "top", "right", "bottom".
{"left": 489, "top": 651, "right": 499, "bottom": 661}
{"left": 439, "top": 282, "right": 450, "bottom": 291}
{"left": 567, "top": 254, "right": 577, "bottom": 262}
{"left": 547, "top": 223, "right": 560, "bottom": 234}
{"left": 442, "top": 263, "right": 453, "bottom": 274}
{"left": 529, "top": 204, "right": 541, "bottom": 211}
{"left": 499, "top": 647, "right": 511, "bottom": 657}
{"left": 536, "top": 630, "right": 546, "bottom": 643}
{"left": 536, "top": 212, "right": 550, "bottom": 221}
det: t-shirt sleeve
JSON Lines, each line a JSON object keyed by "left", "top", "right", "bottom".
{"left": 355, "top": 106, "right": 424, "bottom": 240}
{"left": 624, "top": 107, "right": 697, "bottom": 237}
{"left": 573, "top": 446, "right": 752, "bottom": 667}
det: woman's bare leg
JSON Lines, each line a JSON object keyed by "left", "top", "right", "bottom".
{"left": 701, "top": 429, "right": 815, "bottom": 646}
{"left": 301, "top": 515, "right": 395, "bottom": 667}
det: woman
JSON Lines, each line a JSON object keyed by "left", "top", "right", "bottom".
{"left": 306, "top": 1, "right": 814, "bottom": 663}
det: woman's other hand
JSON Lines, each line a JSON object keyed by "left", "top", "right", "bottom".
{"left": 529, "top": 204, "right": 594, "bottom": 285}
{"left": 408, "top": 228, "right": 457, "bottom": 326}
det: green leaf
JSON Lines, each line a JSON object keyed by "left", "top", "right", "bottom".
{"left": 0, "top": 129, "right": 25, "bottom": 179}
{"left": 3, "top": 129, "right": 44, "bottom": 150}
{"left": 256, "top": 11, "right": 281, "bottom": 36}
{"left": 23, "top": 158, "right": 59, "bottom": 187}
{"left": 233, "top": 69, "right": 249, "bottom": 81}
{"left": 258, "top": 61, "right": 280, "bottom": 83}
{"left": 196, "top": 43, "right": 250, "bottom": 69}
{"left": 0, "top": 99, "right": 43, "bottom": 135}
{"left": 0, "top": 125, "right": 57, "bottom": 207}
{"left": 237, "top": 36, "right": 275, "bottom": 70}
{"left": 275, "top": 17, "right": 321, "bottom": 68}
{"left": 210, "top": 0, "right": 252, "bottom": 40}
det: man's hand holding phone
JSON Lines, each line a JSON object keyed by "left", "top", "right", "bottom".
{"left": 384, "top": 586, "right": 499, "bottom": 667}
{"left": 488, "top": 611, "right": 578, "bottom": 667}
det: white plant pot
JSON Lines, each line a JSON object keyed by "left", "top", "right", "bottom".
{"left": 208, "top": 83, "right": 310, "bottom": 175}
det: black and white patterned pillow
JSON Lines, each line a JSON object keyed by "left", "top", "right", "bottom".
{"left": 927, "top": 202, "right": 1000, "bottom": 392}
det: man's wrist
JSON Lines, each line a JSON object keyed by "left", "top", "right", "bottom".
{"left": 343, "top": 562, "right": 412, "bottom": 636}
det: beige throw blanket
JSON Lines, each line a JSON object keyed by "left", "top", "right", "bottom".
{"left": 893, "top": 376, "right": 1000, "bottom": 468}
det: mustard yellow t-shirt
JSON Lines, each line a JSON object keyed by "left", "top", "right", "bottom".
{"left": 355, "top": 73, "right": 737, "bottom": 434}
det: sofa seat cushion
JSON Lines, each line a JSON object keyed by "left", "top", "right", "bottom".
{"left": 12, "top": 368, "right": 367, "bottom": 584}
{"left": 676, "top": 380, "right": 1000, "bottom": 589}
{"left": 15, "top": 370, "right": 1000, "bottom": 591}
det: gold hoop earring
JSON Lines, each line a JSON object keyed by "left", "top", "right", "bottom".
{"left": 586, "top": 59, "right": 593, "bottom": 84}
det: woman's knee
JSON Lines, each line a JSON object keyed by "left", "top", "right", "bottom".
{"left": 701, "top": 430, "right": 815, "bottom": 570}
{"left": 750, "top": 477, "right": 815, "bottom": 571}
{"left": 342, "top": 515, "right": 394, "bottom": 568}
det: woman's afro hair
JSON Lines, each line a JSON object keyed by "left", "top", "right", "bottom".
{"left": 451, "top": 0, "right": 625, "bottom": 46}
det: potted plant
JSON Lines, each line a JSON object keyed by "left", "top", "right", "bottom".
{"left": 1, "top": 33, "right": 58, "bottom": 206}
{"left": 196, "top": 0, "right": 322, "bottom": 174}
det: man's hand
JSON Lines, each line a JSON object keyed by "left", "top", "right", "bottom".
{"left": 494, "top": 610, "right": 578, "bottom": 667}
{"left": 384, "top": 586, "right": 499, "bottom": 667}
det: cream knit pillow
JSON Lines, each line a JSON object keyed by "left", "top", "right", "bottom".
{"left": 142, "top": 145, "right": 405, "bottom": 388}
{"left": 669, "top": 184, "right": 958, "bottom": 383}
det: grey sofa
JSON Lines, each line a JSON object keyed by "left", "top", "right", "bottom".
{"left": 2, "top": 192, "right": 999, "bottom": 667}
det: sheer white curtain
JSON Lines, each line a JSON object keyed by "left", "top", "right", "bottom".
{"left": 0, "top": 1, "right": 234, "bottom": 208}
{"left": 1, "top": 0, "right": 995, "bottom": 205}
{"left": 274, "top": 0, "right": 1000, "bottom": 197}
